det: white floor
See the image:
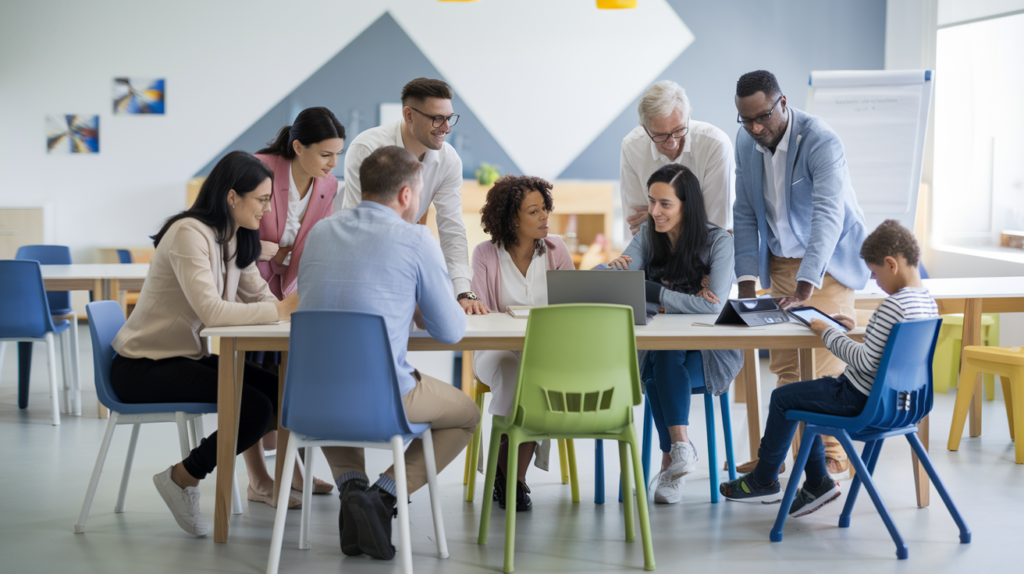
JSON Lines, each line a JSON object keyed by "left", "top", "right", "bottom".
{"left": 0, "top": 326, "right": 1021, "bottom": 574}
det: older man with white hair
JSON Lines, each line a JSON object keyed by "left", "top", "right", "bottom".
{"left": 620, "top": 81, "right": 734, "bottom": 237}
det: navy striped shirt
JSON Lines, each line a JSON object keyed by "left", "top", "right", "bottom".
{"left": 823, "top": 287, "right": 938, "bottom": 396}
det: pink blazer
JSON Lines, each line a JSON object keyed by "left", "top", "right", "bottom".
{"left": 470, "top": 236, "right": 575, "bottom": 313}
{"left": 254, "top": 153, "right": 337, "bottom": 299}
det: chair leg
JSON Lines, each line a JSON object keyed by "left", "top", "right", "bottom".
{"left": 44, "top": 333, "right": 60, "bottom": 425}
{"left": 641, "top": 398, "right": 653, "bottom": 488}
{"left": 478, "top": 424, "right": 503, "bottom": 544}
{"left": 421, "top": 428, "right": 450, "bottom": 559}
{"left": 720, "top": 392, "right": 737, "bottom": 480}
{"left": 18, "top": 341, "right": 32, "bottom": 409}
{"left": 60, "top": 331, "right": 73, "bottom": 416}
{"left": 115, "top": 423, "right": 141, "bottom": 513}
{"left": 299, "top": 447, "right": 314, "bottom": 550}
{"left": 503, "top": 431, "right": 520, "bottom": 573}
{"left": 174, "top": 412, "right": 191, "bottom": 459}
{"left": 705, "top": 393, "right": 719, "bottom": 503}
{"left": 558, "top": 439, "right": 570, "bottom": 484}
{"left": 566, "top": 439, "right": 579, "bottom": 503}
{"left": 392, "top": 436, "right": 414, "bottom": 574}
{"left": 594, "top": 439, "right": 605, "bottom": 504}
{"left": 1003, "top": 379, "right": 1015, "bottom": 442}
{"left": 905, "top": 433, "right": 971, "bottom": 543}
{"left": 627, "top": 426, "right": 655, "bottom": 571}
{"left": 618, "top": 441, "right": 634, "bottom": 543}
{"left": 75, "top": 413, "right": 119, "bottom": 533}
{"left": 69, "top": 314, "right": 82, "bottom": 416}
{"left": 465, "top": 390, "right": 485, "bottom": 502}
{"left": 839, "top": 440, "right": 882, "bottom": 528}
{"left": 834, "top": 431, "right": 908, "bottom": 559}
{"left": 771, "top": 425, "right": 816, "bottom": 542}
{"left": 266, "top": 434, "right": 300, "bottom": 574}
{"left": 948, "top": 363, "right": 981, "bottom": 451}
{"left": 1011, "top": 376, "right": 1024, "bottom": 464}
{"left": 0, "top": 341, "right": 5, "bottom": 385}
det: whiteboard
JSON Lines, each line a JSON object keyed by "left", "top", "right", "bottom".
{"left": 806, "top": 70, "right": 933, "bottom": 234}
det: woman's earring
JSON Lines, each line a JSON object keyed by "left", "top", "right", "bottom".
{"left": 231, "top": 204, "right": 235, "bottom": 209}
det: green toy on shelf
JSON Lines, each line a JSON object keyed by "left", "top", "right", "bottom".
{"left": 475, "top": 163, "right": 502, "bottom": 186}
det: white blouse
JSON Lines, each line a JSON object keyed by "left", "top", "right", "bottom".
{"left": 497, "top": 247, "right": 550, "bottom": 311}
{"left": 280, "top": 162, "right": 313, "bottom": 249}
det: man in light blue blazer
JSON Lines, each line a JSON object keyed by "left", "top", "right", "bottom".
{"left": 732, "top": 70, "right": 869, "bottom": 476}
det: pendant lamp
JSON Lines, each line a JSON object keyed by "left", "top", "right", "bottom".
{"left": 597, "top": 0, "right": 637, "bottom": 8}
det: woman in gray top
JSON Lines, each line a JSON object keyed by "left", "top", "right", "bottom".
{"left": 605, "top": 163, "right": 741, "bottom": 504}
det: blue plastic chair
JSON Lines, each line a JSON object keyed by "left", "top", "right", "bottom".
{"left": 0, "top": 260, "right": 77, "bottom": 425}
{"left": 770, "top": 318, "right": 970, "bottom": 559}
{"left": 266, "top": 311, "right": 448, "bottom": 574}
{"left": 2, "top": 246, "right": 81, "bottom": 414}
{"left": 594, "top": 363, "right": 737, "bottom": 504}
{"left": 74, "top": 301, "right": 241, "bottom": 533}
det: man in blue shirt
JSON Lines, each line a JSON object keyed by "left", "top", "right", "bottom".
{"left": 298, "top": 145, "right": 480, "bottom": 560}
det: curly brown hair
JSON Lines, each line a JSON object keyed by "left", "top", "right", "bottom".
{"left": 860, "top": 219, "right": 920, "bottom": 267}
{"left": 480, "top": 175, "right": 554, "bottom": 255}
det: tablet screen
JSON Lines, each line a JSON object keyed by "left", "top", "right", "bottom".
{"left": 789, "top": 307, "right": 849, "bottom": 332}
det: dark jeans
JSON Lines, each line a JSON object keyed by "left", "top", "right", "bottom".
{"left": 753, "top": 374, "right": 868, "bottom": 487}
{"left": 642, "top": 350, "right": 702, "bottom": 453}
{"left": 110, "top": 354, "right": 279, "bottom": 480}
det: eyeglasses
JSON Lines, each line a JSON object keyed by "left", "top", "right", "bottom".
{"left": 409, "top": 107, "right": 459, "bottom": 129}
{"left": 644, "top": 125, "right": 688, "bottom": 144}
{"left": 737, "top": 95, "right": 783, "bottom": 128}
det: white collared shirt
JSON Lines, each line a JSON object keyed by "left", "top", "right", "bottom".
{"left": 280, "top": 162, "right": 312, "bottom": 251}
{"left": 756, "top": 111, "right": 804, "bottom": 259}
{"left": 497, "top": 247, "right": 549, "bottom": 311}
{"left": 619, "top": 118, "right": 735, "bottom": 236}
{"left": 342, "top": 120, "right": 470, "bottom": 294}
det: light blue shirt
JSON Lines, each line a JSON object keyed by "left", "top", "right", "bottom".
{"left": 297, "top": 201, "right": 466, "bottom": 395}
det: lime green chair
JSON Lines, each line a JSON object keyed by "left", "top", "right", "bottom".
{"left": 933, "top": 314, "right": 1000, "bottom": 398}
{"left": 477, "top": 304, "right": 654, "bottom": 572}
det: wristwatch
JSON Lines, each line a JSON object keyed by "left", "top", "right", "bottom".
{"left": 457, "top": 291, "right": 479, "bottom": 302}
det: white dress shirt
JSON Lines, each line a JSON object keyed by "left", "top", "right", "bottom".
{"left": 497, "top": 248, "right": 550, "bottom": 311}
{"left": 342, "top": 121, "right": 471, "bottom": 295}
{"left": 619, "top": 119, "right": 735, "bottom": 235}
{"left": 737, "top": 111, "right": 804, "bottom": 284}
{"left": 279, "top": 163, "right": 312, "bottom": 266}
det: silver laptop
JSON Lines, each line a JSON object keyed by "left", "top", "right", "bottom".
{"left": 546, "top": 270, "right": 653, "bottom": 326}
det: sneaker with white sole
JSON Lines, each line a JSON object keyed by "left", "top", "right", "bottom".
{"left": 789, "top": 478, "right": 841, "bottom": 517}
{"left": 664, "top": 441, "right": 698, "bottom": 480}
{"left": 652, "top": 471, "right": 684, "bottom": 504}
{"left": 153, "top": 466, "right": 207, "bottom": 536}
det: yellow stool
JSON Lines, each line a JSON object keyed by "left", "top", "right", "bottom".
{"left": 947, "top": 346, "right": 1023, "bottom": 463}
{"left": 463, "top": 379, "right": 579, "bottom": 502}
{"left": 932, "top": 314, "right": 1000, "bottom": 398}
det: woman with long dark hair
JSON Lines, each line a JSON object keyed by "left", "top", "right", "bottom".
{"left": 604, "top": 163, "right": 741, "bottom": 505}
{"left": 110, "top": 151, "right": 300, "bottom": 536}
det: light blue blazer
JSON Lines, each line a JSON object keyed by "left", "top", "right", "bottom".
{"left": 732, "top": 107, "right": 869, "bottom": 290}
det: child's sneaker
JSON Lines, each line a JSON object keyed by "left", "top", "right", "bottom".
{"left": 720, "top": 473, "right": 782, "bottom": 504}
{"left": 788, "top": 478, "right": 841, "bottom": 517}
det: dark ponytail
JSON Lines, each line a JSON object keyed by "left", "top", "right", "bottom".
{"left": 257, "top": 107, "right": 346, "bottom": 159}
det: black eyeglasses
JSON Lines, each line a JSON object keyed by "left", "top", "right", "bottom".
{"left": 410, "top": 107, "right": 459, "bottom": 129}
{"left": 644, "top": 125, "right": 688, "bottom": 144}
{"left": 737, "top": 95, "right": 783, "bottom": 128}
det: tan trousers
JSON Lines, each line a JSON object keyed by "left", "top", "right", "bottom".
{"left": 322, "top": 371, "right": 481, "bottom": 494}
{"left": 768, "top": 255, "right": 856, "bottom": 462}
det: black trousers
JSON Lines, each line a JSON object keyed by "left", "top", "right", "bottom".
{"left": 111, "top": 354, "right": 279, "bottom": 480}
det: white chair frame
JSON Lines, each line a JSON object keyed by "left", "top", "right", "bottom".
{"left": 266, "top": 428, "right": 448, "bottom": 574}
{"left": 75, "top": 411, "right": 242, "bottom": 533}
{"left": 0, "top": 313, "right": 81, "bottom": 425}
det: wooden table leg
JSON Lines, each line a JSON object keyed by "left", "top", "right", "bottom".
{"left": 964, "top": 299, "right": 984, "bottom": 437}
{"left": 742, "top": 349, "right": 763, "bottom": 461}
{"left": 911, "top": 415, "right": 931, "bottom": 507}
{"left": 273, "top": 352, "right": 290, "bottom": 506}
{"left": 461, "top": 351, "right": 474, "bottom": 398}
{"left": 793, "top": 349, "right": 816, "bottom": 462}
{"left": 214, "top": 337, "right": 243, "bottom": 543}
{"left": 733, "top": 354, "right": 751, "bottom": 403}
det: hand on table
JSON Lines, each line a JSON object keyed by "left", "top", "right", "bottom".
{"left": 605, "top": 255, "right": 633, "bottom": 270}
{"left": 778, "top": 280, "right": 814, "bottom": 309}
{"left": 274, "top": 292, "right": 299, "bottom": 322}
{"left": 460, "top": 298, "right": 490, "bottom": 315}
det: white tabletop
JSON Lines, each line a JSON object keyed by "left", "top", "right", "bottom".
{"left": 855, "top": 276, "right": 1024, "bottom": 300}
{"left": 40, "top": 263, "right": 150, "bottom": 280}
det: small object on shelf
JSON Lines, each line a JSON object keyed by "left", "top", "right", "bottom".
{"left": 475, "top": 163, "right": 502, "bottom": 186}
{"left": 1000, "top": 230, "right": 1024, "bottom": 250}
{"left": 506, "top": 305, "right": 534, "bottom": 318}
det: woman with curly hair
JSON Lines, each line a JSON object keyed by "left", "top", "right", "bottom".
{"left": 470, "top": 174, "right": 575, "bottom": 511}
{"left": 604, "top": 163, "right": 741, "bottom": 505}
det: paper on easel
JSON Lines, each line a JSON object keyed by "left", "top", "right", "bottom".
{"left": 506, "top": 306, "right": 534, "bottom": 318}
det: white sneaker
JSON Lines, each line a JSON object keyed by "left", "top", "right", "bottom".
{"left": 652, "top": 471, "right": 684, "bottom": 504}
{"left": 153, "top": 466, "right": 208, "bottom": 536}
{"left": 664, "top": 442, "right": 698, "bottom": 480}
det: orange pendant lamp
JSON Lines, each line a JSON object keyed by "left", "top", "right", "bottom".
{"left": 597, "top": 0, "right": 637, "bottom": 8}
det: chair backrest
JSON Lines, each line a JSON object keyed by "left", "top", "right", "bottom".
{"left": 0, "top": 260, "right": 59, "bottom": 339}
{"left": 116, "top": 249, "right": 133, "bottom": 264}
{"left": 85, "top": 301, "right": 127, "bottom": 410}
{"left": 15, "top": 245, "right": 73, "bottom": 315}
{"left": 510, "top": 304, "right": 641, "bottom": 435}
{"left": 281, "top": 310, "right": 414, "bottom": 442}
{"left": 848, "top": 318, "right": 942, "bottom": 434}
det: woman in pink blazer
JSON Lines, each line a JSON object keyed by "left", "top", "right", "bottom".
{"left": 252, "top": 107, "right": 345, "bottom": 500}
{"left": 470, "top": 175, "right": 575, "bottom": 512}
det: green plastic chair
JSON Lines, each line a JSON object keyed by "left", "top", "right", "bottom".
{"left": 477, "top": 304, "right": 654, "bottom": 572}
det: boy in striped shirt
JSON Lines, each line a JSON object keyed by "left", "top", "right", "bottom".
{"left": 721, "top": 220, "right": 937, "bottom": 516}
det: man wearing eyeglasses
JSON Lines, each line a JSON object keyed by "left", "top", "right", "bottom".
{"left": 619, "top": 80, "right": 734, "bottom": 237}
{"left": 732, "top": 70, "right": 869, "bottom": 478}
{"left": 343, "top": 77, "right": 487, "bottom": 315}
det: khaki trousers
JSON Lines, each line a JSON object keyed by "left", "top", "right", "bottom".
{"left": 768, "top": 255, "right": 855, "bottom": 462}
{"left": 322, "top": 371, "right": 481, "bottom": 494}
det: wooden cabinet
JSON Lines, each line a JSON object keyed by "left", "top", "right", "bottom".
{"left": 0, "top": 208, "right": 45, "bottom": 259}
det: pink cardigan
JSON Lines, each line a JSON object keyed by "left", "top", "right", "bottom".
{"left": 254, "top": 153, "right": 337, "bottom": 299}
{"left": 471, "top": 236, "right": 575, "bottom": 313}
